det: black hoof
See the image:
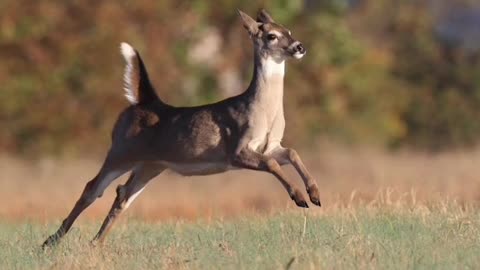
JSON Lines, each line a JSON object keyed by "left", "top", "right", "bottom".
{"left": 41, "top": 237, "right": 57, "bottom": 249}
{"left": 310, "top": 197, "right": 321, "bottom": 207}
{"left": 41, "top": 233, "right": 63, "bottom": 249}
{"left": 295, "top": 200, "right": 309, "bottom": 208}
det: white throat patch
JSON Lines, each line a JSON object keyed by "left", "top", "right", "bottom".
{"left": 264, "top": 57, "right": 285, "bottom": 77}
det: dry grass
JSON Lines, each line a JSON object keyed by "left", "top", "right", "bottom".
{"left": 1, "top": 144, "right": 480, "bottom": 222}
{"left": 2, "top": 145, "right": 480, "bottom": 269}
{"left": 1, "top": 203, "right": 480, "bottom": 269}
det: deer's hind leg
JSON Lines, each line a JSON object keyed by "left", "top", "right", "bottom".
{"left": 41, "top": 150, "right": 135, "bottom": 248}
{"left": 92, "top": 162, "right": 165, "bottom": 243}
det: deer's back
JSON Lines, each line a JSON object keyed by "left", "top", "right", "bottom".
{"left": 110, "top": 99, "right": 250, "bottom": 173}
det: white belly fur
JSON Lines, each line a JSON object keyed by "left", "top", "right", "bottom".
{"left": 161, "top": 161, "right": 236, "bottom": 176}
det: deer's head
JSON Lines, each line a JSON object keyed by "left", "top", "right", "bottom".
{"left": 238, "top": 9, "right": 306, "bottom": 62}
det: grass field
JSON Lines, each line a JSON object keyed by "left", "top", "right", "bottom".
{"left": 1, "top": 145, "right": 480, "bottom": 269}
{"left": 1, "top": 204, "right": 479, "bottom": 269}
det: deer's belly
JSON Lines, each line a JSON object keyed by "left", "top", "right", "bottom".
{"left": 161, "top": 161, "right": 236, "bottom": 176}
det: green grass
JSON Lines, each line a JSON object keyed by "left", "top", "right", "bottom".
{"left": 1, "top": 205, "right": 480, "bottom": 270}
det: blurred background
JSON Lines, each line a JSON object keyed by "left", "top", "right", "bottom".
{"left": 1, "top": 0, "right": 480, "bottom": 221}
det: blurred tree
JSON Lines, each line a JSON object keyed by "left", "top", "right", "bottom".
{"left": 1, "top": 0, "right": 480, "bottom": 156}
{"left": 386, "top": 1, "right": 480, "bottom": 149}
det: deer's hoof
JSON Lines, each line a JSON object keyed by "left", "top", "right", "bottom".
{"left": 295, "top": 199, "right": 309, "bottom": 208}
{"left": 291, "top": 190, "right": 309, "bottom": 208}
{"left": 41, "top": 235, "right": 59, "bottom": 250}
{"left": 310, "top": 197, "right": 321, "bottom": 207}
{"left": 308, "top": 186, "right": 321, "bottom": 207}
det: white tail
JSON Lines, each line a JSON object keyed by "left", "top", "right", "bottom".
{"left": 120, "top": 42, "right": 138, "bottom": 104}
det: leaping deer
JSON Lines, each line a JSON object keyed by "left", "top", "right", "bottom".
{"left": 42, "top": 9, "right": 320, "bottom": 248}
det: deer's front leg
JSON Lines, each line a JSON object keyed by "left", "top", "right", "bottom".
{"left": 232, "top": 148, "right": 308, "bottom": 208}
{"left": 266, "top": 146, "right": 321, "bottom": 206}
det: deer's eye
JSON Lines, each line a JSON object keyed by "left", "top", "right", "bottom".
{"left": 267, "top": 34, "right": 277, "bottom": 41}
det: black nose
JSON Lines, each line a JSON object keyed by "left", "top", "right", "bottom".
{"left": 295, "top": 43, "right": 306, "bottom": 54}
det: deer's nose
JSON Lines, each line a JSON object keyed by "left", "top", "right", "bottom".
{"left": 295, "top": 43, "right": 306, "bottom": 54}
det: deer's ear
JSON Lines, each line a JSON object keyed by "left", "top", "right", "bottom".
{"left": 237, "top": 9, "right": 260, "bottom": 36}
{"left": 257, "top": 9, "right": 275, "bottom": 23}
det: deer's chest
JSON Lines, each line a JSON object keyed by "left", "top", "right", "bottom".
{"left": 245, "top": 73, "right": 286, "bottom": 151}
{"left": 246, "top": 105, "right": 285, "bottom": 152}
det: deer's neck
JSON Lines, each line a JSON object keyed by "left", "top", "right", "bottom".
{"left": 246, "top": 51, "right": 285, "bottom": 114}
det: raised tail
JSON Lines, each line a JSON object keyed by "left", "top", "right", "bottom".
{"left": 120, "top": 42, "right": 159, "bottom": 105}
